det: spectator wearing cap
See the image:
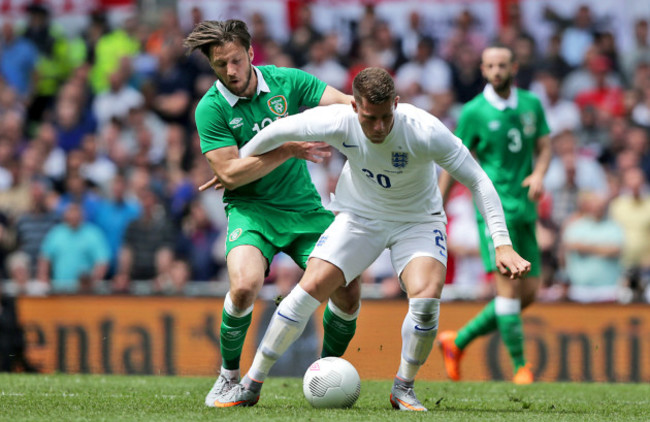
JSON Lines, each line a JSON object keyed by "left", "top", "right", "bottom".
{"left": 37, "top": 202, "right": 110, "bottom": 293}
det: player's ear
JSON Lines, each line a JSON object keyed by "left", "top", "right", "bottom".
{"left": 351, "top": 98, "right": 358, "bottom": 113}
{"left": 248, "top": 46, "right": 254, "bottom": 62}
{"left": 393, "top": 96, "right": 399, "bottom": 109}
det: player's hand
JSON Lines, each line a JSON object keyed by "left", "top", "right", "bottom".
{"left": 522, "top": 173, "right": 544, "bottom": 201}
{"left": 283, "top": 141, "right": 331, "bottom": 163}
{"left": 198, "top": 175, "right": 224, "bottom": 191}
{"left": 494, "top": 245, "right": 531, "bottom": 280}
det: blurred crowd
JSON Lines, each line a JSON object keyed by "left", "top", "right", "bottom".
{"left": 0, "top": 2, "right": 648, "bottom": 303}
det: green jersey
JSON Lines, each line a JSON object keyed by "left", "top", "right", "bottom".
{"left": 195, "top": 65, "right": 327, "bottom": 212}
{"left": 455, "top": 86, "right": 550, "bottom": 223}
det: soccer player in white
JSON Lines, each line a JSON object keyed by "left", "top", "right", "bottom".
{"left": 214, "top": 67, "right": 530, "bottom": 411}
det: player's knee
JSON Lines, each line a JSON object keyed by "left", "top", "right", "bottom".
{"left": 230, "top": 285, "right": 258, "bottom": 309}
{"left": 408, "top": 298, "right": 440, "bottom": 329}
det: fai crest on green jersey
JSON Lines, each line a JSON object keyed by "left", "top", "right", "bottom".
{"left": 392, "top": 152, "right": 408, "bottom": 168}
{"left": 521, "top": 112, "right": 536, "bottom": 136}
{"left": 267, "top": 95, "right": 288, "bottom": 116}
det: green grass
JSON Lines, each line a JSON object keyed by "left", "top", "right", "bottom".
{"left": 0, "top": 374, "right": 648, "bottom": 421}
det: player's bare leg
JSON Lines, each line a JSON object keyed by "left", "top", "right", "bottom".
{"left": 214, "top": 259, "right": 346, "bottom": 407}
{"left": 391, "top": 257, "right": 445, "bottom": 412}
{"left": 205, "top": 246, "right": 266, "bottom": 407}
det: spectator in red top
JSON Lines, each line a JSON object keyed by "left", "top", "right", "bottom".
{"left": 574, "top": 55, "right": 625, "bottom": 118}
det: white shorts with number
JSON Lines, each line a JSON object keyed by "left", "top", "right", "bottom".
{"left": 309, "top": 212, "right": 448, "bottom": 287}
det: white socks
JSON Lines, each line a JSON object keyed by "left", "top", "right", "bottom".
{"left": 397, "top": 298, "right": 440, "bottom": 382}
{"left": 247, "top": 285, "right": 321, "bottom": 382}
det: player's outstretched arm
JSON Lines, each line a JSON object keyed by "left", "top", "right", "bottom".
{"left": 203, "top": 143, "right": 322, "bottom": 191}
{"left": 494, "top": 245, "right": 531, "bottom": 280}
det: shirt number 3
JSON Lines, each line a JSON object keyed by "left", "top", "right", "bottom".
{"left": 507, "top": 128, "right": 523, "bottom": 153}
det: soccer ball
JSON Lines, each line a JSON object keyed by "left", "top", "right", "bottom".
{"left": 303, "top": 357, "right": 361, "bottom": 408}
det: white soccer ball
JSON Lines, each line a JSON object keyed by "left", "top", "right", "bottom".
{"left": 303, "top": 357, "right": 361, "bottom": 408}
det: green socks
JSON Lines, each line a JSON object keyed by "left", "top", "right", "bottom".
{"left": 321, "top": 303, "right": 357, "bottom": 358}
{"left": 455, "top": 300, "right": 497, "bottom": 350}
{"left": 496, "top": 313, "right": 526, "bottom": 371}
{"left": 456, "top": 298, "right": 526, "bottom": 372}
{"left": 220, "top": 309, "right": 252, "bottom": 370}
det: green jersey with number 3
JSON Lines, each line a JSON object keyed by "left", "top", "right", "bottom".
{"left": 195, "top": 65, "right": 327, "bottom": 212}
{"left": 455, "top": 88, "right": 550, "bottom": 223}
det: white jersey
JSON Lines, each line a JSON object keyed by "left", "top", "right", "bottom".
{"left": 241, "top": 103, "right": 511, "bottom": 247}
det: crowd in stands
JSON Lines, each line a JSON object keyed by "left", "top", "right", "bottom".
{"left": 0, "top": 3, "right": 648, "bottom": 303}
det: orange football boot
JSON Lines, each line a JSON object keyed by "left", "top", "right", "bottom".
{"left": 513, "top": 363, "right": 534, "bottom": 385}
{"left": 437, "top": 330, "right": 463, "bottom": 381}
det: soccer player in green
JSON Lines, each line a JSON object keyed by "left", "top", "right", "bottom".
{"left": 437, "top": 46, "right": 552, "bottom": 384}
{"left": 183, "top": 20, "right": 360, "bottom": 406}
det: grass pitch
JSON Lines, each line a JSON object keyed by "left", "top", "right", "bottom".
{"left": 0, "top": 374, "right": 648, "bottom": 421}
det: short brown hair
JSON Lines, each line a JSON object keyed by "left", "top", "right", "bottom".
{"left": 184, "top": 19, "right": 252, "bottom": 59}
{"left": 352, "top": 67, "right": 396, "bottom": 104}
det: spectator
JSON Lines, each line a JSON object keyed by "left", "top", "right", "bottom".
{"left": 91, "top": 173, "right": 140, "bottom": 277}
{"left": 37, "top": 202, "right": 110, "bottom": 293}
{"left": 544, "top": 131, "right": 608, "bottom": 227}
{"left": 513, "top": 35, "right": 537, "bottom": 90}
{"left": 0, "top": 22, "right": 39, "bottom": 99}
{"left": 394, "top": 37, "right": 451, "bottom": 103}
{"left": 610, "top": 167, "right": 650, "bottom": 302}
{"left": 9, "top": 178, "right": 59, "bottom": 283}
{"left": 574, "top": 55, "right": 625, "bottom": 119}
{"left": 562, "top": 192, "right": 624, "bottom": 303}
{"left": 533, "top": 69, "right": 581, "bottom": 136}
{"left": 621, "top": 19, "right": 650, "bottom": 83}
{"left": 176, "top": 200, "right": 222, "bottom": 281}
{"left": 143, "top": 40, "right": 193, "bottom": 126}
{"left": 79, "top": 134, "right": 117, "bottom": 191}
{"left": 55, "top": 172, "right": 102, "bottom": 221}
{"left": 562, "top": 47, "right": 624, "bottom": 100}
{"left": 32, "top": 122, "right": 66, "bottom": 182}
{"left": 89, "top": 15, "right": 140, "bottom": 94}
{"left": 449, "top": 44, "right": 483, "bottom": 104}
{"left": 558, "top": 5, "right": 596, "bottom": 68}
{"left": 285, "top": 3, "right": 322, "bottom": 67}
{"left": 625, "top": 126, "right": 650, "bottom": 181}
{"left": 92, "top": 66, "right": 144, "bottom": 128}
{"left": 53, "top": 86, "right": 97, "bottom": 152}
{"left": 302, "top": 38, "right": 348, "bottom": 92}
{"left": 114, "top": 190, "right": 175, "bottom": 292}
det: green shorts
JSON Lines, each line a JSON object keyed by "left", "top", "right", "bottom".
{"left": 476, "top": 218, "right": 541, "bottom": 277}
{"left": 224, "top": 203, "right": 334, "bottom": 270}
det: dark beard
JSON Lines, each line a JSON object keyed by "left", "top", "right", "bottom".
{"left": 492, "top": 74, "right": 513, "bottom": 96}
{"left": 218, "top": 64, "right": 254, "bottom": 97}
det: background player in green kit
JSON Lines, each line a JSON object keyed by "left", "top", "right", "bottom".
{"left": 183, "top": 20, "right": 360, "bottom": 406}
{"left": 438, "top": 46, "right": 552, "bottom": 384}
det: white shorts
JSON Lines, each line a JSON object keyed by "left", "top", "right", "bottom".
{"left": 310, "top": 212, "right": 448, "bottom": 286}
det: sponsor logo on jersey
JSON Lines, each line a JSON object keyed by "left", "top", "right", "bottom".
{"left": 229, "top": 117, "right": 244, "bottom": 129}
{"left": 229, "top": 228, "right": 243, "bottom": 242}
{"left": 488, "top": 120, "right": 501, "bottom": 131}
{"left": 267, "top": 95, "right": 288, "bottom": 116}
{"left": 392, "top": 152, "right": 408, "bottom": 168}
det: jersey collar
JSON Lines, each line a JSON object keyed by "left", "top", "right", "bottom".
{"left": 483, "top": 84, "right": 518, "bottom": 111}
{"left": 216, "top": 66, "right": 270, "bottom": 107}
